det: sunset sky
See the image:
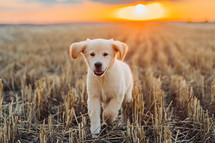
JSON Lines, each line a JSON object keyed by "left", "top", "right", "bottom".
{"left": 0, "top": 0, "right": 215, "bottom": 24}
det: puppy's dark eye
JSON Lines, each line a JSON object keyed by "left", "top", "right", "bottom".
{"left": 103, "top": 53, "right": 108, "bottom": 56}
{"left": 90, "top": 53, "right": 95, "bottom": 57}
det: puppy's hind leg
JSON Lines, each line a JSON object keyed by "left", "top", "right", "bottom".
{"left": 124, "top": 84, "right": 133, "bottom": 103}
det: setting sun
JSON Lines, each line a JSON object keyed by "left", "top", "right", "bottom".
{"left": 116, "top": 3, "right": 165, "bottom": 21}
{"left": 135, "top": 4, "right": 147, "bottom": 15}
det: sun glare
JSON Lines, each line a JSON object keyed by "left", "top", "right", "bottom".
{"left": 135, "top": 4, "right": 147, "bottom": 15}
{"left": 116, "top": 3, "right": 165, "bottom": 21}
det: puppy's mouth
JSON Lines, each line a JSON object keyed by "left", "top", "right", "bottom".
{"left": 94, "top": 70, "right": 105, "bottom": 76}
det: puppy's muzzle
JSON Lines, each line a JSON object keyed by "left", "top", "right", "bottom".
{"left": 94, "top": 62, "right": 104, "bottom": 76}
{"left": 95, "top": 62, "right": 102, "bottom": 69}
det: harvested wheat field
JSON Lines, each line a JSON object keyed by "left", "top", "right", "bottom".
{"left": 0, "top": 23, "right": 215, "bottom": 142}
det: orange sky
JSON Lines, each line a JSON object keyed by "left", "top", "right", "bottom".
{"left": 0, "top": 0, "right": 215, "bottom": 24}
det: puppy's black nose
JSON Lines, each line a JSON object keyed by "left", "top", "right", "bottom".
{"left": 95, "top": 62, "right": 102, "bottom": 68}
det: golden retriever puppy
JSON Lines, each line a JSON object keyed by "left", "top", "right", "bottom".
{"left": 69, "top": 39, "right": 133, "bottom": 137}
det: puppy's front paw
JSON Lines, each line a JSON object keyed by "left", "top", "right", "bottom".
{"left": 103, "top": 112, "right": 116, "bottom": 126}
{"left": 90, "top": 125, "right": 100, "bottom": 137}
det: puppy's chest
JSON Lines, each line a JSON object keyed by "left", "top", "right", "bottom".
{"left": 88, "top": 73, "right": 122, "bottom": 102}
{"left": 100, "top": 81, "right": 119, "bottom": 103}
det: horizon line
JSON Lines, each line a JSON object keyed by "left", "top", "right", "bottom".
{"left": 0, "top": 20, "right": 214, "bottom": 26}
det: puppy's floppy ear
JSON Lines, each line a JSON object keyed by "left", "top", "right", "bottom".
{"left": 69, "top": 41, "right": 87, "bottom": 59}
{"left": 112, "top": 41, "right": 128, "bottom": 61}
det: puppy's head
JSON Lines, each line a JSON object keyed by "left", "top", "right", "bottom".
{"left": 70, "top": 39, "right": 128, "bottom": 77}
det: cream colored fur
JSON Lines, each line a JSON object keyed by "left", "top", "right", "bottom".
{"left": 70, "top": 39, "right": 133, "bottom": 137}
